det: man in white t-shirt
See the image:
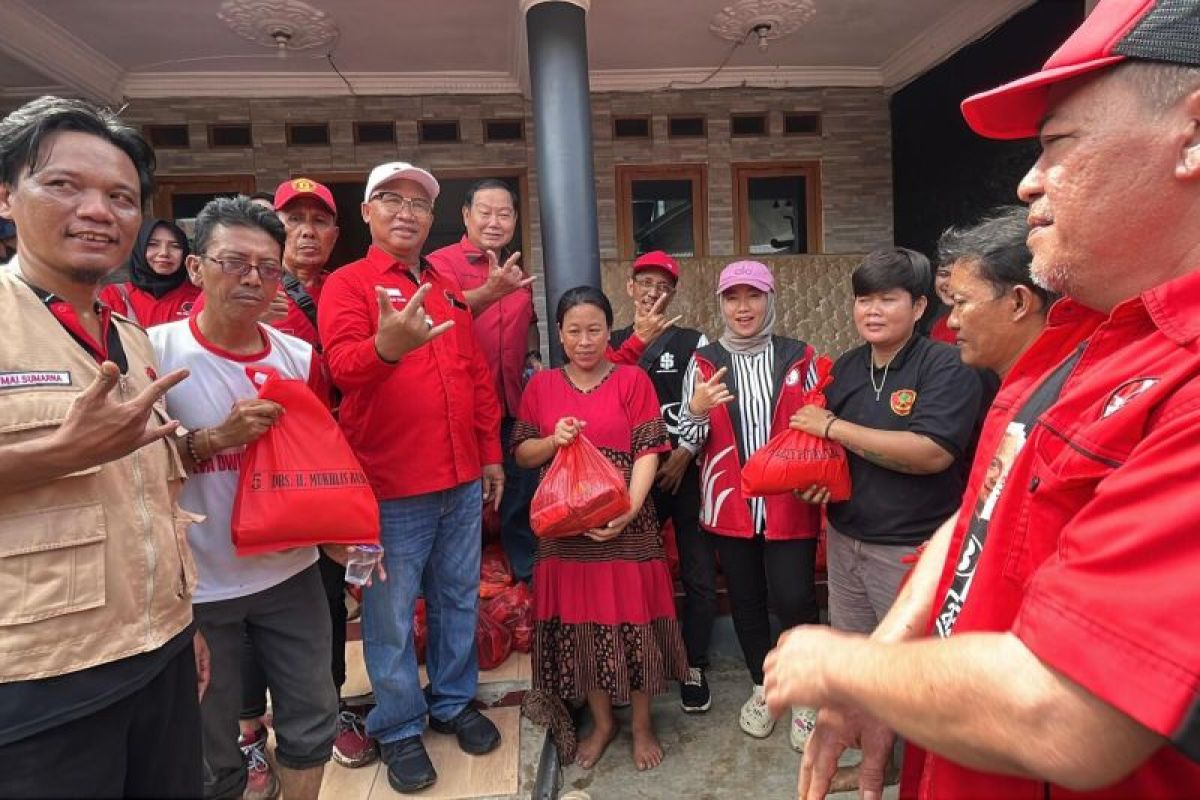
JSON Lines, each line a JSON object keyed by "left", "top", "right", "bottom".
{"left": 151, "top": 196, "right": 337, "bottom": 800}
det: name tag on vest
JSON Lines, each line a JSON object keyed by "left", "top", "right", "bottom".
{"left": 0, "top": 370, "right": 72, "bottom": 389}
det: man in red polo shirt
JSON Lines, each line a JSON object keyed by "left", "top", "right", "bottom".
{"left": 318, "top": 161, "right": 504, "bottom": 794}
{"left": 426, "top": 179, "right": 541, "bottom": 582}
{"left": 762, "top": 1, "right": 1200, "bottom": 798}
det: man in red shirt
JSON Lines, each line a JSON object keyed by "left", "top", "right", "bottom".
{"left": 270, "top": 178, "right": 338, "bottom": 349}
{"left": 318, "top": 161, "right": 504, "bottom": 794}
{"left": 426, "top": 179, "right": 540, "bottom": 582}
{"left": 762, "top": 1, "right": 1200, "bottom": 798}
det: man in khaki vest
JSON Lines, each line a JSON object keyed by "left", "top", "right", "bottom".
{"left": 0, "top": 95, "right": 204, "bottom": 797}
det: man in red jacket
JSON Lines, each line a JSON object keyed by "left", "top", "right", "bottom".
{"left": 763, "top": 1, "right": 1200, "bottom": 798}
{"left": 318, "top": 161, "right": 504, "bottom": 794}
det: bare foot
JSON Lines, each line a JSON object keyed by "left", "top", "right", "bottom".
{"left": 575, "top": 721, "right": 617, "bottom": 769}
{"left": 631, "top": 723, "right": 664, "bottom": 771}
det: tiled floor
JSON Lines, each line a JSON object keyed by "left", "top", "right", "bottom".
{"left": 321, "top": 642, "right": 529, "bottom": 800}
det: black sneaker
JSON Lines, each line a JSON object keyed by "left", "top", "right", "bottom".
{"left": 680, "top": 667, "right": 712, "bottom": 713}
{"left": 429, "top": 705, "right": 501, "bottom": 755}
{"left": 380, "top": 736, "right": 437, "bottom": 793}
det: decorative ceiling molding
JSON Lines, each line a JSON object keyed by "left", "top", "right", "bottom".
{"left": 121, "top": 70, "right": 522, "bottom": 98}
{"left": 0, "top": 84, "right": 72, "bottom": 100}
{"left": 880, "top": 0, "right": 1037, "bottom": 90}
{"left": 217, "top": 0, "right": 339, "bottom": 52}
{"left": 589, "top": 66, "right": 881, "bottom": 92}
{"left": 121, "top": 65, "right": 882, "bottom": 99}
{"left": 0, "top": 0, "right": 125, "bottom": 103}
{"left": 710, "top": 0, "right": 818, "bottom": 43}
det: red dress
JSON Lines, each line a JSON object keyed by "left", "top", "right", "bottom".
{"left": 513, "top": 365, "right": 687, "bottom": 757}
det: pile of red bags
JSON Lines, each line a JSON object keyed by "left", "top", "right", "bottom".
{"left": 483, "top": 582, "right": 533, "bottom": 653}
{"left": 530, "top": 430, "right": 630, "bottom": 538}
{"left": 480, "top": 543, "right": 513, "bottom": 599}
{"left": 740, "top": 356, "right": 852, "bottom": 500}
{"left": 476, "top": 610, "right": 513, "bottom": 671}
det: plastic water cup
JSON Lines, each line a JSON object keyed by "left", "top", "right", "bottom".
{"left": 344, "top": 544, "right": 383, "bottom": 586}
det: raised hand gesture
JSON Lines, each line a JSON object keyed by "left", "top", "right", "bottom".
{"left": 484, "top": 249, "right": 535, "bottom": 298}
{"left": 689, "top": 366, "right": 733, "bottom": 416}
{"left": 373, "top": 283, "right": 454, "bottom": 362}
{"left": 57, "top": 360, "right": 189, "bottom": 467}
{"left": 632, "top": 292, "right": 682, "bottom": 347}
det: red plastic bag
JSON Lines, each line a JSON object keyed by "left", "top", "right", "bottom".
{"left": 480, "top": 543, "right": 513, "bottom": 599}
{"left": 484, "top": 583, "right": 534, "bottom": 654}
{"left": 413, "top": 598, "right": 427, "bottom": 665}
{"left": 530, "top": 429, "right": 631, "bottom": 538}
{"left": 476, "top": 610, "right": 513, "bottom": 671}
{"left": 740, "top": 357, "right": 851, "bottom": 500}
{"left": 232, "top": 368, "right": 380, "bottom": 556}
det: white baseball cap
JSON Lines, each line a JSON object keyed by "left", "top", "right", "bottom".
{"left": 363, "top": 161, "right": 440, "bottom": 203}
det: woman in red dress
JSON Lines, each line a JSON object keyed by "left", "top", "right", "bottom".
{"left": 513, "top": 286, "right": 687, "bottom": 772}
{"left": 100, "top": 217, "right": 199, "bottom": 326}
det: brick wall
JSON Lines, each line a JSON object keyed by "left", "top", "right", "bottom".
{"left": 111, "top": 86, "right": 889, "bottom": 347}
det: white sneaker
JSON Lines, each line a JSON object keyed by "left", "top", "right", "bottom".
{"left": 790, "top": 706, "right": 817, "bottom": 752}
{"left": 739, "top": 684, "right": 776, "bottom": 738}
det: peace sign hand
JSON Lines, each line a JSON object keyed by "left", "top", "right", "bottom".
{"left": 689, "top": 366, "right": 734, "bottom": 416}
{"left": 373, "top": 283, "right": 455, "bottom": 362}
{"left": 483, "top": 249, "right": 536, "bottom": 298}
{"left": 633, "top": 292, "right": 682, "bottom": 347}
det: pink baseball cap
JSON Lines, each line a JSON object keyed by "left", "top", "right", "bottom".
{"left": 717, "top": 260, "right": 774, "bottom": 294}
{"left": 961, "top": 0, "right": 1200, "bottom": 140}
{"left": 633, "top": 250, "right": 680, "bottom": 281}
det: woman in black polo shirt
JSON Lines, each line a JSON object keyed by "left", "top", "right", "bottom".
{"left": 791, "top": 247, "right": 985, "bottom": 637}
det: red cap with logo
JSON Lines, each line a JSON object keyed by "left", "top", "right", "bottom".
{"left": 632, "top": 250, "right": 680, "bottom": 281}
{"left": 274, "top": 177, "right": 337, "bottom": 216}
{"left": 962, "top": 0, "right": 1200, "bottom": 140}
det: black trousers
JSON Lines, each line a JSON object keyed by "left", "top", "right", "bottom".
{"left": 653, "top": 462, "right": 716, "bottom": 668}
{"left": 240, "top": 551, "right": 347, "bottom": 719}
{"left": 709, "top": 534, "right": 819, "bottom": 685}
{"left": 0, "top": 642, "right": 202, "bottom": 799}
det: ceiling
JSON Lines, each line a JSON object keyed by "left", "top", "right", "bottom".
{"left": 0, "top": 0, "right": 1036, "bottom": 101}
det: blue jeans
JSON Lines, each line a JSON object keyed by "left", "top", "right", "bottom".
{"left": 363, "top": 481, "right": 483, "bottom": 744}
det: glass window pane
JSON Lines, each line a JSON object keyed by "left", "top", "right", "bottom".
{"left": 746, "top": 175, "right": 808, "bottom": 254}
{"left": 630, "top": 178, "right": 694, "bottom": 257}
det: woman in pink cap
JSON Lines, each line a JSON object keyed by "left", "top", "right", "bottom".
{"left": 676, "top": 260, "right": 823, "bottom": 751}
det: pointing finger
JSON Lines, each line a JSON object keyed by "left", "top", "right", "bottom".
{"left": 708, "top": 366, "right": 729, "bottom": 385}
{"left": 650, "top": 293, "right": 669, "bottom": 315}
{"left": 664, "top": 314, "right": 682, "bottom": 328}
{"left": 80, "top": 361, "right": 122, "bottom": 402}
{"left": 375, "top": 287, "right": 395, "bottom": 317}
{"left": 133, "top": 368, "right": 190, "bottom": 411}
{"left": 503, "top": 250, "right": 522, "bottom": 271}
{"left": 518, "top": 275, "right": 537, "bottom": 289}
{"left": 425, "top": 320, "right": 455, "bottom": 339}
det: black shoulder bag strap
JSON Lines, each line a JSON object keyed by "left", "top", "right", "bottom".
{"left": 282, "top": 273, "right": 318, "bottom": 328}
{"left": 638, "top": 327, "right": 677, "bottom": 372}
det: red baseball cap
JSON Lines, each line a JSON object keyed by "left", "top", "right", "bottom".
{"left": 632, "top": 250, "right": 680, "bottom": 281}
{"left": 962, "top": 0, "right": 1200, "bottom": 140}
{"left": 274, "top": 177, "right": 337, "bottom": 216}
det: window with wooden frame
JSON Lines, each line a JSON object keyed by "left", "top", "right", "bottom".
{"left": 615, "top": 164, "right": 707, "bottom": 260}
{"left": 207, "top": 124, "right": 252, "bottom": 148}
{"left": 286, "top": 123, "right": 330, "bottom": 146}
{"left": 733, "top": 162, "right": 822, "bottom": 254}
{"left": 152, "top": 174, "right": 257, "bottom": 238}
{"left": 612, "top": 116, "right": 651, "bottom": 140}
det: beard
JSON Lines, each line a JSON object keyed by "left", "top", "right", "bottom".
{"left": 1030, "top": 255, "right": 1071, "bottom": 296}
{"left": 63, "top": 265, "right": 108, "bottom": 286}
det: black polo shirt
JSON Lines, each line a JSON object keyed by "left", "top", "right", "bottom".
{"left": 826, "top": 336, "right": 984, "bottom": 546}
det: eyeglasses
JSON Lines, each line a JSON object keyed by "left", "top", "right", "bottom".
{"left": 201, "top": 254, "right": 284, "bottom": 282}
{"left": 633, "top": 277, "right": 675, "bottom": 295}
{"left": 369, "top": 191, "right": 434, "bottom": 218}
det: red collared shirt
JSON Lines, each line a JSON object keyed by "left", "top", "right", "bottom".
{"left": 917, "top": 269, "right": 1200, "bottom": 799}
{"left": 318, "top": 245, "right": 502, "bottom": 500}
{"left": 99, "top": 281, "right": 201, "bottom": 328}
{"left": 427, "top": 236, "right": 536, "bottom": 417}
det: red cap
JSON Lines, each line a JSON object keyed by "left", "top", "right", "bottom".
{"left": 961, "top": 0, "right": 1168, "bottom": 140}
{"left": 632, "top": 250, "right": 680, "bottom": 281}
{"left": 274, "top": 177, "right": 337, "bottom": 216}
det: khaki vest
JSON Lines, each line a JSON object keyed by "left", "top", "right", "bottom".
{"left": 0, "top": 269, "right": 196, "bottom": 682}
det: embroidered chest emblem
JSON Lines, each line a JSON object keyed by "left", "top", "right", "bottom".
{"left": 890, "top": 389, "right": 917, "bottom": 416}
{"left": 785, "top": 367, "right": 800, "bottom": 386}
{"left": 658, "top": 352, "right": 676, "bottom": 371}
{"left": 1102, "top": 378, "right": 1158, "bottom": 419}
